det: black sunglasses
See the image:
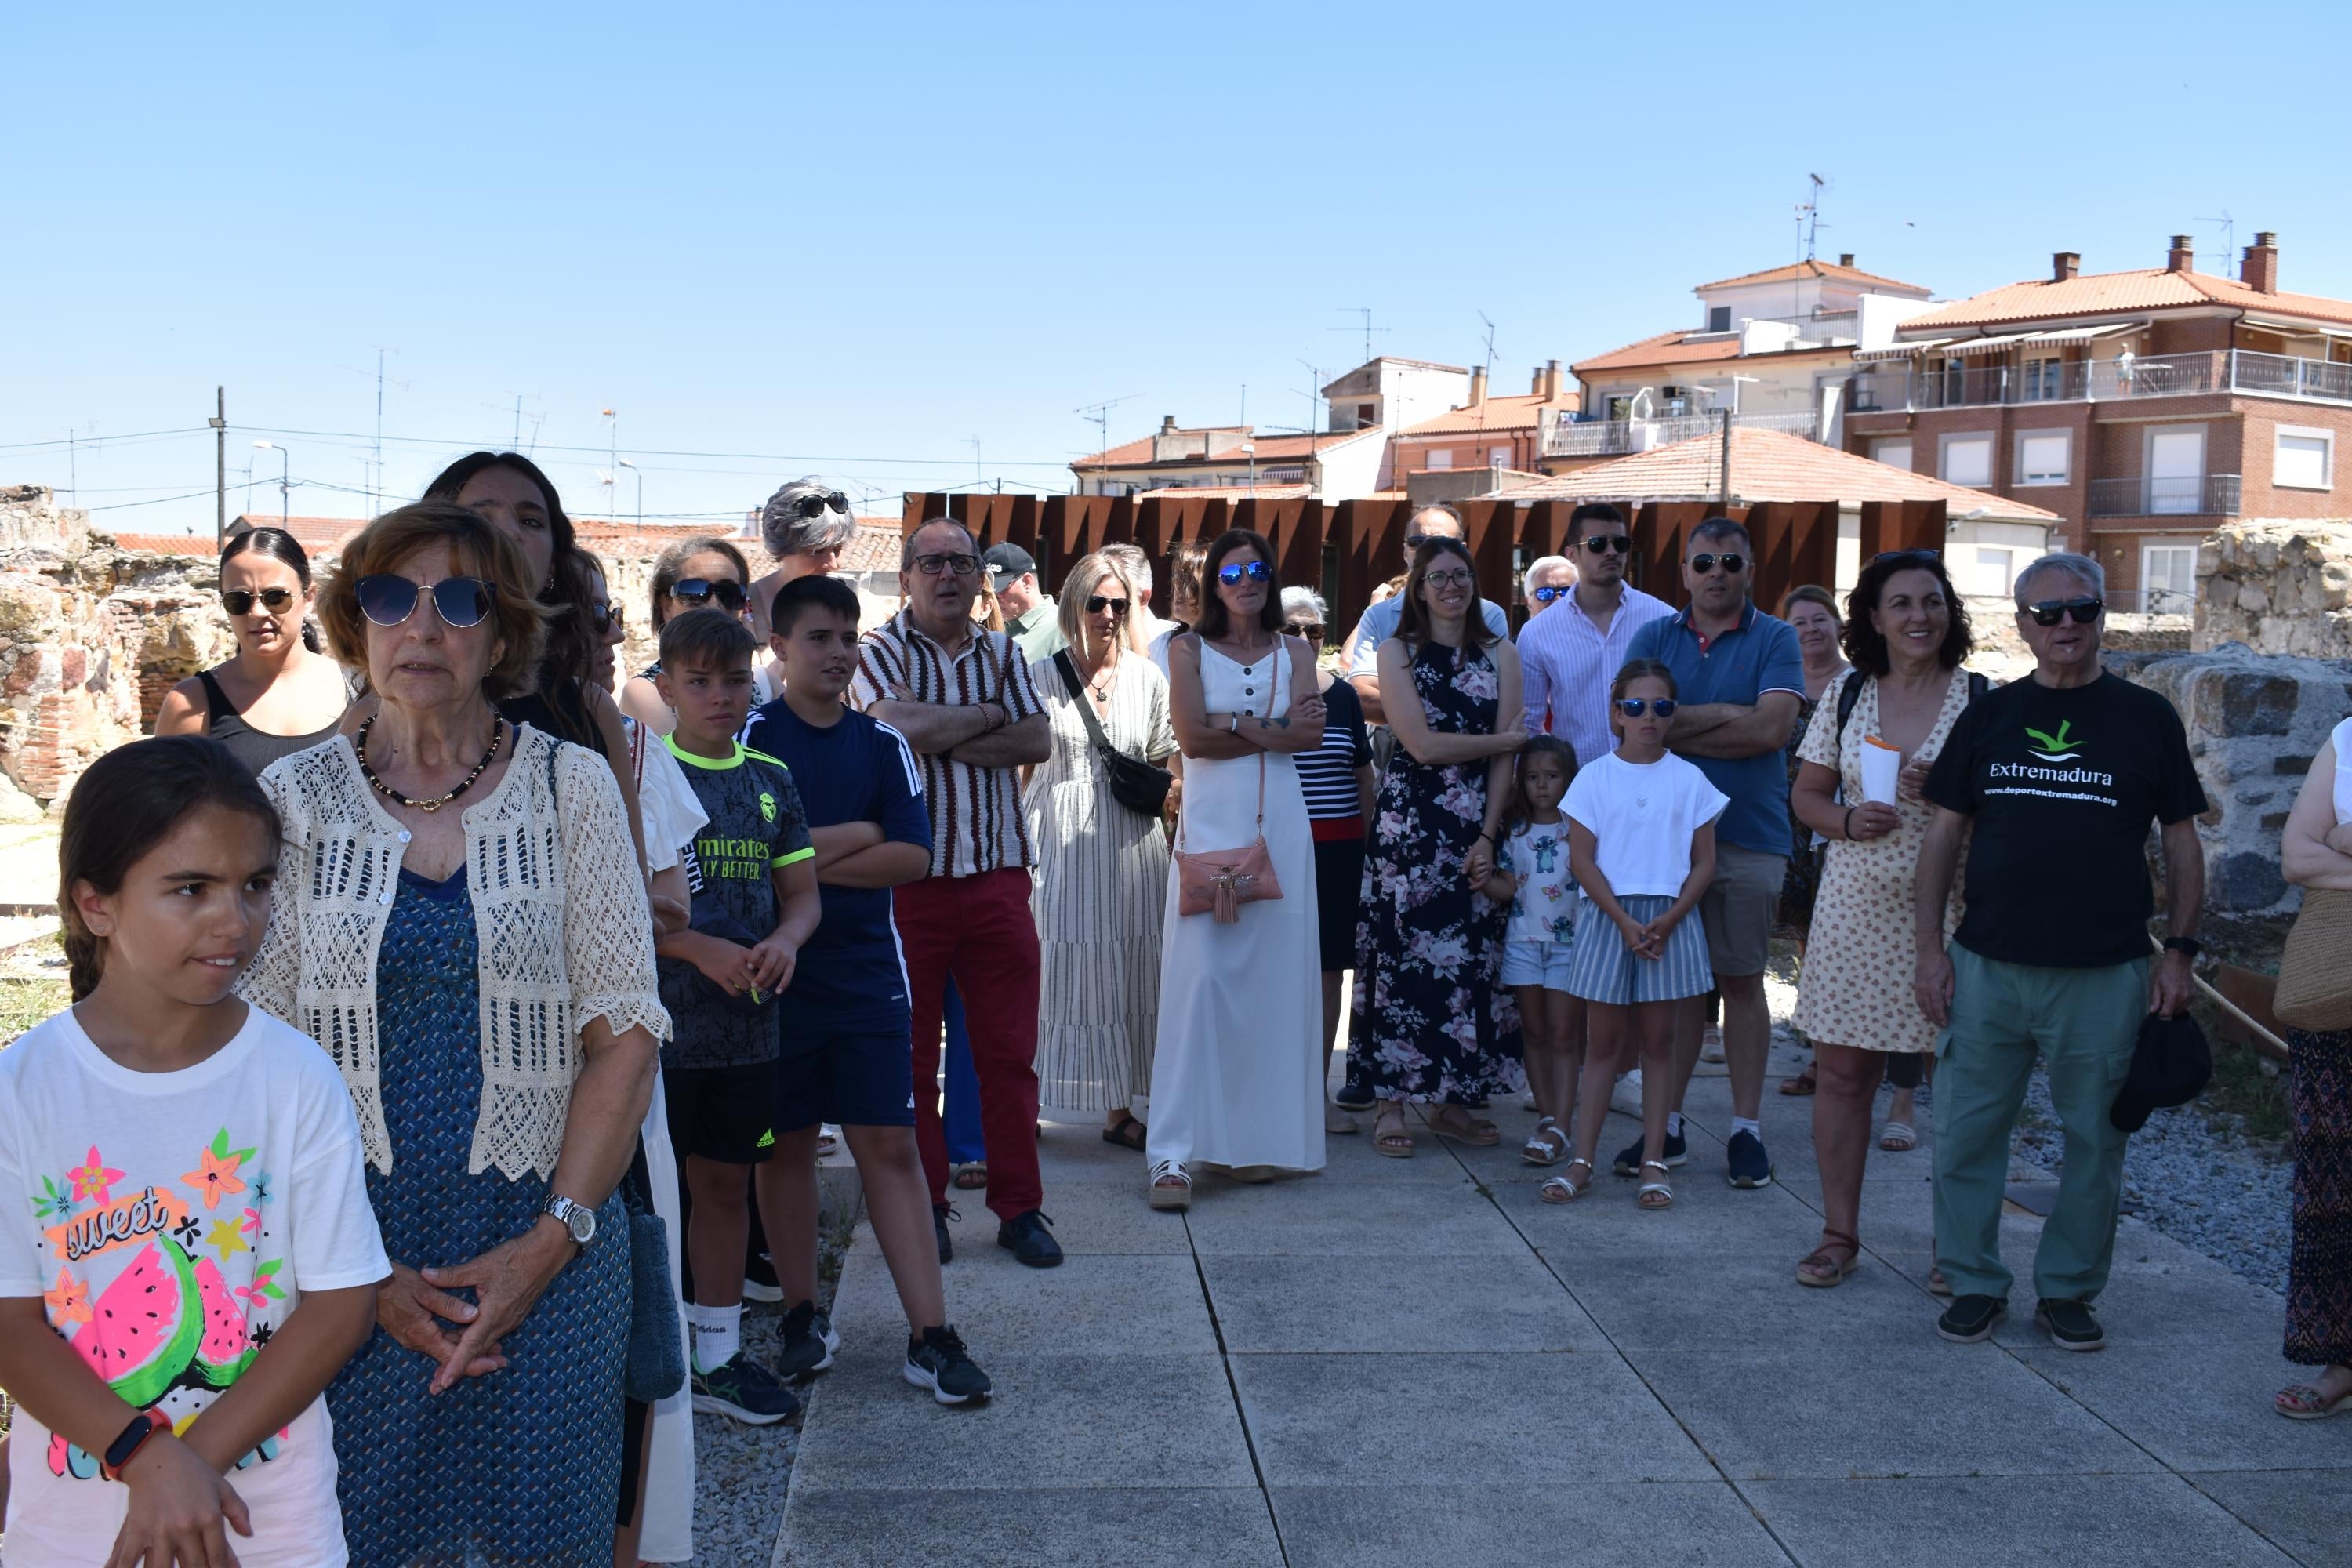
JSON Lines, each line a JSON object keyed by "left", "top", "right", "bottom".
{"left": 1690, "top": 552, "right": 1747, "bottom": 575}
{"left": 1581, "top": 534, "right": 1632, "bottom": 554}
{"left": 355, "top": 575, "right": 496, "bottom": 630}
{"left": 1615, "top": 698, "right": 1679, "bottom": 718}
{"left": 221, "top": 587, "right": 296, "bottom": 616}
{"left": 791, "top": 491, "right": 849, "bottom": 520}
{"left": 672, "top": 577, "right": 748, "bottom": 613}
{"left": 1084, "top": 595, "right": 1131, "bottom": 617}
{"left": 590, "top": 600, "right": 624, "bottom": 634}
{"left": 1875, "top": 548, "right": 1942, "bottom": 565}
{"left": 1283, "top": 621, "right": 1325, "bottom": 639}
{"left": 1530, "top": 585, "right": 1571, "bottom": 604}
{"left": 2027, "top": 596, "right": 2103, "bottom": 626}
{"left": 1217, "top": 561, "right": 1272, "bottom": 586}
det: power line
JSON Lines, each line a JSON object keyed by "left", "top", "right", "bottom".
{"left": 236, "top": 423, "right": 1075, "bottom": 468}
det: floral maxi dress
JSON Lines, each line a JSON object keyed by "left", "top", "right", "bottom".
{"left": 1348, "top": 638, "right": 1523, "bottom": 1104}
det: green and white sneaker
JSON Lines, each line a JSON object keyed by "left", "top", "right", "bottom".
{"left": 691, "top": 1352, "right": 801, "bottom": 1425}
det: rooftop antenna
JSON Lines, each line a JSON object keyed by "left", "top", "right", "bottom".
{"left": 368, "top": 347, "right": 401, "bottom": 518}
{"left": 1075, "top": 393, "right": 1142, "bottom": 458}
{"left": 1332, "top": 307, "right": 1389, "bottom": 364}
{"left": 2197, "top": 210, "right": 2235, "bottom": 274}
{"left": 1476, "top": 310, "right": 1499, "bottom": 379}
{"left": 1294, "top": 359, "right": 1326, "bottom": 432}
{"left": 1798, "top": 173, "right": 1830, "bottom": 261}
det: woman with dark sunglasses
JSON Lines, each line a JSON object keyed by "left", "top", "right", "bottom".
{"left": 154, "top": 528, "right": 352, "bottom": 775}
{"left": 619, "top": 535, "right": 762, "bottom": 735}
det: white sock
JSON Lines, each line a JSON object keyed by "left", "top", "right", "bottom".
{"left": 1730, "top": 1116, "right": 1761, "bottom": 1141}
{"left": 1621, "top": 1068, "right": 1643, "bottom": 1087}
{"left": 686, "top": 1301, "right": 742, "bottom": 1373}
{"left": 1665, "top": 1111, "right": 1682, "bottom": 1138}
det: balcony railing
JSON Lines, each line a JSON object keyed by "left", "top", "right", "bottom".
{"left": 1846, "top": 348, "right": 2352, "bottom": 415}
{"left": 1542, "top": 408, "right": 1816, "bottom": 458}
{"left": 1752, "top": 311, "right": 1858, "bottom": 347}
{"left": 2085, "top": 474, "right": 2242, "bottom": 518}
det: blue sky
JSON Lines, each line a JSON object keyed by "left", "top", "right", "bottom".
{"left": 6, "top": 0, "right": 2347, "bottom": 535}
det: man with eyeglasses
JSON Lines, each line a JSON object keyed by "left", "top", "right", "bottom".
{"left": 1911, "top": 552, "right": 2205, "bottom": 1352}
{"left": 851, "top": 519, "right": 1065, "bottom": 1269}
{"left": 1344, "top": 503, "right": 1511, "bottom": 726}
{"left": 984, "top": 542, "right": 1066, "bottom": 666}
{"left": 1624, "top": 518, "right": 1804, "bottom": 1191}
{"left": 1516, "top": 503, "right": 1675, "bottom": 766}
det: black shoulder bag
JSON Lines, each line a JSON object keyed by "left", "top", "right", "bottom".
{"left": 1054, "top": 648, "right": 1174, "bottom": 819}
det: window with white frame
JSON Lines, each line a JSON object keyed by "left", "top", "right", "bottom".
{"left": 2142, "top": 545, "right": 2198, "bottom": 613}
{"left": 1940, "top": 433, "right": 1994, "bottom": 488}
{"left": 2016, "top": 430, "right": 2071, "bottom": 486}
{"left": 1425, "top": 448, "right": 1454, "bottom": 470}
{"left": 1871, "top": 437, "right": 1913, "bottom": 471}
{"left": 2277, "top": 426, "right": 2335, "bottom": 491}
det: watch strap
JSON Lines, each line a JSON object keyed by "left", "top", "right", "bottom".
{"left": 100, "top": 1407, "right": 172, "bottom": 1481}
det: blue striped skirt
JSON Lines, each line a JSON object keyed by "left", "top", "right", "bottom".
{"left": 1564, "top": 894, "right": 1713, "bottom": 1006}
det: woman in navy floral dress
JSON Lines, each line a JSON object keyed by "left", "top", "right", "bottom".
{"left": 1348, "top": 539, "right": 1528, "bottom": 1155}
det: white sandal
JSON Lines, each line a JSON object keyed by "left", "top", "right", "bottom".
{"left": 1636, "top": 1159, "right": 1675, "bottom": 1210}
{"left": 1521, "top": 1116, "right": 1569, "bottom": 1167}
{"left": 1540, "top": 1157, "right": 1595, "bottom": 1204}
{"left": 1148, "top": 1160, "right": 1192, "bottom": 1211}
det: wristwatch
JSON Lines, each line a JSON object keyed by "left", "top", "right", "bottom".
{"left": 2162, "top": 936, "right": 2203, "bottom": 959}
{"left": 542, "top": 1192, "right": 598, "bottom": 1249}
{"left": 100, "top": 1407, "right": 172, "bottom": 1481}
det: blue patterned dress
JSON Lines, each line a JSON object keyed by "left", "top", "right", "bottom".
{"left": 1348, "top": 638, "right": 1523, "bottom": 1104}
{"left": 328, "top": 866, "right": 630, "bottom": 1568}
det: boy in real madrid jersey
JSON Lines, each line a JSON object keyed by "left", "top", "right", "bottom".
{"left": 651, "top": 609, "right": 818, "bottom": 1425}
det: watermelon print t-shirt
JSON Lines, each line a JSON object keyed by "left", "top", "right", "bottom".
{"left": 0, "top": 1004, "right": 390, "bottom": 1567}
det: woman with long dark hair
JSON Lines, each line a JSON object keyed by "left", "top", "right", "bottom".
{"left": 154, "top": 528, "right": 352, "bottom": 775}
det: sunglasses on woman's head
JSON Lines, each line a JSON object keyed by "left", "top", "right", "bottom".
{"left": 355, "top": 575, "right": 496, "bottom": 629}
{"left": 672, "top": 577, "right": 747, "bottom": 612}
{"left": 2027, "top": 596, "right": 2103, "bottom": 626}
{"left": 1690, "top": 553, "right": 1746, "bottom": 575}
{"left": 1283, "top": 621, "right": 1324, "bottom": 640}
{"left": 1084, "top": 595, "right": 1131, "bottom": 617}
{"left": 220, "top": 587, "right": 296, "bottom": 615}
{"left": 1580, "top": 534, "right": 1632, "bottom": 554}
{"left": 1216, "top": 561, "right": 1272, "bottom": 586}
{"left": 1530, "top": 585, "right": 1570, "bottom": 604}
{"left": 1616, "top": 697, "right": 1678, "bottom": 718}
{"left": 1875, "top": 548, "right": 1941, "bottom": 566}
{"left": 791, "top": 491, "right": 849, "bottom": 520}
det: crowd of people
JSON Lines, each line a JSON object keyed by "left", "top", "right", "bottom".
{"left": 0, "top": 468, "right": 2343, "bottom": 1566}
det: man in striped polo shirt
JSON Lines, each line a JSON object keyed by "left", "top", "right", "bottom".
{"left": 853, "top": 518, "right": 1064, "bottom": 1268}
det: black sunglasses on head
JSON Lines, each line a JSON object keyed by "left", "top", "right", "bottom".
{"left": 672, "top": 577, "right": 747, "bottom": 612}
{"left": 790, "top": 491, "right": 849, "bottom": 520}
{"left": 221, "top": 587, "right": 296, "bottom": 616}
{"left": 2027, "top": 596, "right": 2103, "bottom": 626}
{"left": 1580, "top": 534, "right": 1632, "bottom": 554}
{"left": 1875, "top": 548, "right": 1942, "bottom": 566}
{"left": 1084, "top": 595, "right": 1131, "bottom": 617}
{"left": 355, "top": 575, "right": 496, "bottom": 629}
{"left": 1690, "top": 552, "right": 1747, "bottom": 575}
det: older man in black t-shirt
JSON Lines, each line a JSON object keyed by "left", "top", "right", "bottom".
{"left": 1912, "top": 552, "right": 2207, "bottom": 1354}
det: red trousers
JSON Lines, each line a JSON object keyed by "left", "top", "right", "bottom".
{"left": 894, "top": 868, "right": 1044, "bottom": 1221}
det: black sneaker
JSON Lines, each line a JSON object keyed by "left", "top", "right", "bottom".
{"left": 1334, "top": 1081, "right": 1376, "bottom": 1112}
{"left": 1936, "top": 1294, "right": 2008, "bottom": 1344}
{"left": 905, "top": 1325, "right": 993, "bottom": 1405}
{"left": 934, "top": 1203, "right": 956, "bottom": 1265}
{"left": 775, "top": 1299, "right": 840, "bottom": 1381}
{"left": 690, "top": 1352, "right": 801, "bottom": 1424}
{"left": 1726, "top": 1130, "right": 1774, "bottom": 1189}
{"left": 997, "top": 1208, "right": 1064, "bottom": 1268}
{"left": 742, "top": 1248, "right": 782, "bottom": 1305}
{"left": 1612, "top": 1126, "right": 1688, "bottom": 1177}
{"left": 2036, "top": 1298, "right": 2106, "bottom": 1352}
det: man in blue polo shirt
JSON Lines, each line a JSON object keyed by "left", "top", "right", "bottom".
{"left": 1624, "top": 518, "right": 1803, "bottom": 1189}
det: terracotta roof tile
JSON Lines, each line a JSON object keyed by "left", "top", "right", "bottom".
{"left": 840, "top": 521, "right": 902, "bottom": 573}
{"left": 1072, "top": 426, "right": 1367, "bottom": 470}
{"left": 1133, "top": 483, "right": 1316, "bottom": 500}
{"left": 1571, "top": 329, "right": 1853, "bottom": 376}
{"left": 1901, "top": 266, "right": 2352, "bottom": 333}
{"left": 1398, "top": 390, "right": 1580, "bottom": 437}
{"left": 1694, "top": 258, "right": 1930, "bottom": 293}
{"left": 107, "top": 532, "right": 214, "bottom": 557}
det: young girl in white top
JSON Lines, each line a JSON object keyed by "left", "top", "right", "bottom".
{"left": 1548, "top": 659, "right": 1726, "bottom": 1210}
{"left": 0, "top": 736, "right": 388, "bottom": 1567}
{"left": 1478, "top": 736, "right": 1584, "bottom": 1167}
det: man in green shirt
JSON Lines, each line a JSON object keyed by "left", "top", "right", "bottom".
{"left": 985, "top": 543, "right": 1065, "bottom": 664}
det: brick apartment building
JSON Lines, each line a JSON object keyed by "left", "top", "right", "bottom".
{"left": 1843, "top": 234, "right": 2352, "bottom": 608}
{"left": 1388, "top": 360, "right": 1578, "bottom": 479}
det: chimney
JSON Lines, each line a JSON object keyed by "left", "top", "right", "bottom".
{"left": 2167, "top": 234, "right": 2195, "bottom": 274}
{"left": 1467, "top": 365, "right": 1486, "bottom": 407}
{"left": 1160, "top": 415, "right": 1177, "bottom": 434}
{"left": 1838, "top": 252, "right": 1855, "bottom": 268}
{"left": 2242, "top": 231, "right": 2279, "bottom": 294}
{"left": 1544, "top": 358, "right": 1563, "bottom": 400}
{"left": 2052, "top": 251, "right": 2079, "bottom": 281}
{"left": 1530, "top": 365, "right": 1544, "bottom": 395}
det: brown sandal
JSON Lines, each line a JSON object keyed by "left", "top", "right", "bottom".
{"left": 1428, "top": 1108, "right": 1501, "bottom": 1147}
{"left": 1373, "top": 1108, "right": 1416, "bottom": 1159}
{"left": 1796, "top": 1229, "right": 1862, "bottom": 1288}
{"left": 1779, "top": 1066, "right": 1817, "bottom": 1096}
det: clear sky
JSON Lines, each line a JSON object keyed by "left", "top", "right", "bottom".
{"left": 7, "top": 0, "right": 2346, "bottom": 535}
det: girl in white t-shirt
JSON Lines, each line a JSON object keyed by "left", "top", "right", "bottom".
{"left": 1477, "top": 735, "right": 1584, "bottom": 1167}
{"left": 0, "top": 736, "right": 388, "bottom": 1567}
{"left": 1549, "top": 659, "right": 1726, "bottom": 1210}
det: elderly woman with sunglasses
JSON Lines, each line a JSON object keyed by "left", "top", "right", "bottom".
{"left": 240, "top": 503, "right": 665, "bottom": 1565}
{"left": 1025, "top": 550, "right": 1178, "bottom": 1152}
{"left": 155, "top": 527, "right": 353, "bottom": 775}
{"left": 620, "top": 534, "right": 764, "bottom": 734}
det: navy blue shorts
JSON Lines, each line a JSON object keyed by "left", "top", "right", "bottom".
{"left": 776, "top": 1026, "right": 917, "bottom": 1131}
{"left": 666, "top": 1059, "right": 779, "bottom": 1163}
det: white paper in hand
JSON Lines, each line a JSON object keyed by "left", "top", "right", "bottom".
{"left": 1859, "top": 737, "right": 1902, "bottom": 806}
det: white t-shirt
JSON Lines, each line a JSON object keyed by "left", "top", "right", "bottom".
{"left": 1563, "top": 750, "right": 1730, "bottom": 901}
{"left": 0, "top": 1005, "right": 389, "bottom": 1568}
{"left": 628, "top": 717, "right": 712, "bottom": 873}
{"left": 2332, "top": 716, "right": 2352, "bottom": 825}
{"left": 1501, "top": 818, "right": 1577, "bottom": 946}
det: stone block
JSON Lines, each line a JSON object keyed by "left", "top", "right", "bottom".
{"left": 2213, "top": 849, "right": 2288, "bottom": 912}
{"left": 2220, "top": 670, "right": 2300, "bottom": 736}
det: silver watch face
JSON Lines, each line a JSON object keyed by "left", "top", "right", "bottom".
{"left": 565, "top": 1203, "right": 596, "bottom": 1246}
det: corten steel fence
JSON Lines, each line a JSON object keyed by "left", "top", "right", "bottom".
{"left": 898, "top": 495, "right": 1947, "bottom": 635}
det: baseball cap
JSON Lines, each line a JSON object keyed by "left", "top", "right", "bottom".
{"left": 983, "top": 543, "right": 1036, "bottom": 586}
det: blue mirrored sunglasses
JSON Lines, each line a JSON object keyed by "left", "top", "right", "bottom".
{"left": 1615, "top": 698, "right": 1678, "bottom": 718}
{"left": 1216, "top": 560, "right": 1272, "bottom": 586}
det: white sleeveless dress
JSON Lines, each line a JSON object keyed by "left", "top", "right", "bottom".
{"left": 1147, "top": 640, "right": 1326, "bottom": 1174}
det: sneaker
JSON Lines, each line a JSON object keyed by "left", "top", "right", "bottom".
{"left": 691, "top": 1353, "right": 801, "bottom": 1425}
{"left": 1726, "top": 1130, "right": 1774, "bottom": 1189}
{"left": 775, "top": 1300, "right": 841, "bottom": 1381}
{"left": 742, "top": 1248, "right": 782, "bottom": 1305}
{"left": 2036, "top": 1298, "right": 2106, "bottom": 1352}
{"left": 934, "top": 1203, "right": 956, "bottom": 1265}
{"left": 1610, "top": 1069, "right": 1646, "bottom": 1118}
{"left": 1936, "top": 1294, "right": 2008, "bottom": 1344}
{"left": 1612, "top": 1125, "right": 1686, "bottom": 1177}
{"left": 1334, "top": 1080, "right": 1376, "bottom": 1112}
{"left": 905, "top": 1325, "right": 993, "bottom": 1405}
{"left": 997, "top": 1208, "right": 1065, "bottom": 1268}
{"left": 1700, "top": 1025, "right": 1726, "bottom": 1064}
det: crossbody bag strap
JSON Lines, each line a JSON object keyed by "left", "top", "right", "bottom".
{"left": 1054, "top": 648, "right": 1118, "bottom": 753}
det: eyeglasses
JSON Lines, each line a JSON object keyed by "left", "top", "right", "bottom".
{"left": 1615, "top": 697, "right": 1679, "bottom": 718}
{"left": 911, "top": 552, "right": 981, "bottom": 577}
{"left": 1216, "top": 561, "right": 1272, "bottom": 586}
{"left": 355, "top": 575, "right": 496, "bottom": 630}
{"left": 1690, "top": 553, "right": 1747, "bottom": 575}
{"left": 2026, "top": 596, "right": 2103, "bottom": 626}
{"left": 1283, "top": 621, "right": 1325, "bottom": 640}
{"left": 590, "top": 600, "right": 623, "bottom": 634}
{"left": 1084, "top": 595, "right": 1131, "bottom": 617}
{"left": 220, "top": 587, "right": 296, "bottom": 616}
{"left": 1423, "top": 568, "right": 1473, "bottom": 589}
{"left": 789, "top": 491, "right": 849, "bottom": 520}
{"left": 1875, "top": 548, "right": 1942, "bottom": 565}
{"left": 671, "top": 577, "right": 748, "bottom": 613}
{"left": 1581, "top": 535, "right": 1632, "bottom": 554}
{"left": 1530, "top": 585, "right": 1570, "bottom": 604}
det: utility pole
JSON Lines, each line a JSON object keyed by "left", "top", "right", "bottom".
{"left": 210, "top": 388, "right": 227, "bottom": 546}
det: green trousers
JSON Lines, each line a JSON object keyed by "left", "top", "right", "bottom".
{"left": 1932, "top": 942, "right": 2149, "bottom": 1304}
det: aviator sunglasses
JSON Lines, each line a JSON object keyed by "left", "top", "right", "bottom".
{"left": 1580, "top": 534, "right": 1633, "bottom": 554}
{"left": 1084, "top": 594, "right": 1131, "bottom": 617}
{"left": 1216, "top": 560, "right": 1272, "bottom": 586}
{"left": 1283, "top": 620, "right": 1325, "bottom": 640}
{"left": 2027, "top": 596, "right": 2103, "bottom": 626}
{"left": 672, "top": 577, "right": 749, "bottom": 613}
{"left": 1615, "top": 697, "right": 1679, "bottom": 718}
{"left": 221, "top": 587, "right": 296, "bottom": 615}
{"left": 355, "top": 575, "right": 496, "bottom": 629}
{"left": 1690, "top": 552, "right": 1746, "bottom": 575}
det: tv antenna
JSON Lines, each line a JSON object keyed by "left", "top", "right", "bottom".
{"left": 1075, "top": 393, "right": 1142, "bottom": 457}
{"left": 1294, "top": 359, "right": 1326, "bottom": 432}
{"left": 1332, "top": 307, "right": 1389, "bottom": 364}
{"left": 2197, "top": 210, "right": 2235, "bottom": 272}
{"left": 1476, "top": 310, "right": 1500, "bottom": 377}
{"left": 1797, "top": 173, "right": 1831, "bottom": 261}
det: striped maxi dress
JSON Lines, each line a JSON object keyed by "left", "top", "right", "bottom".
{"left": 1026, "top": 652, "right": 1178, "bottom": 1112}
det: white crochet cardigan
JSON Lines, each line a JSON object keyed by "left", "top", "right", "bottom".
{"left": 241, "top": 725, "right": 669, "bottom": 1181}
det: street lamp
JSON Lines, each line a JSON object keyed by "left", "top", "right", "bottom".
{"left": 617, "top": 458, "right": 642, "bottom": 528}
{"left": 252, "top": 440, "right": 289, "bottom": 526}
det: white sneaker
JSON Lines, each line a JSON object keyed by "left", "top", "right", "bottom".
{"left": 1610, "top": 1070, "right": 1645, "bottom": 1118}
{"left": 1699, "top": 1025, "right": 1726, "bottom": 1064}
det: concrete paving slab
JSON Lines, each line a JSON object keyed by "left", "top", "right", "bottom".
{"left": 2015, "top": 1345, "right": 2349, "bottom": 1475}
{"left": 1200, "top": 1252, "right": 1611, "bottom": 1355}
{"left": 1231, "top": 1351, "right": 1718, "bottom": 1486}
{"left": 1547, "top": 1238, "right": 1941, "bottom": 1351}
{"left": 1183, "top": 1171, "right": 1527, "bottom": 1257}
{"left": 834, "top": 1245, "right": 1218, "bottom": 1358}
{"left": 790, "top": 1352, "right": 1256, "bottom": 1492}
{"left": 1270, "top": 1481, "right": 1792, "bottom": 1568}
{"left": 774, "top": 1486, "right": 1284, "bottom": 1568}
{"left": 1742, "top": 1472, "right": 2297, "bottom": 1567}
{"left": 1629, "top": 1345, "right": 2163, "bottom": 1479}
{"left": 871, "top": 1181, "right": 1197, "bottom": 1258}
{"left": 2189, "top": 1468, "right": 2352, "bottom": 1566}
